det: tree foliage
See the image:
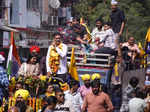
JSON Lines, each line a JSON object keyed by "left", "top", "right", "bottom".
{"left": 73, "top": 0, "right": 150, "bottom": 43}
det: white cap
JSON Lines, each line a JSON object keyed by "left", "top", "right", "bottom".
{"left": 0, "top": 55, "right": 5, "bottom": 63}
{"left": 67, "top": 17, "right": 73, "bottom": 22}
{"left": 111, "top": 0, "right": 118, "bottom": 5}
{"left": 146, "top": 66, "right": 150, "bottom": 73}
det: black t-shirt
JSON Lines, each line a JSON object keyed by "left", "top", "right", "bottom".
{"left": 110, "top": 8, "right": 125, "bottom": 33}
{"left": 73, "top": 25, "right": 88, "bottom": 40}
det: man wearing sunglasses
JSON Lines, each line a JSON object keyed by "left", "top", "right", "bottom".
{"left": 54, "top": 88, "right": 75, "bottom": 112}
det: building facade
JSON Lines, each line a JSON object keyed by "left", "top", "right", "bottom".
{"left": 0, "top": 0, "right": 76, "bottom": 49}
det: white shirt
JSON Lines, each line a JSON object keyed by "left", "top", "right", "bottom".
{"left": 128, "top": 98, "right": 147, "bottom": 112}
{"left": 64, "top": 90, "right": 83, "bottom": 112}
{"left": 122, "top": 42, "right": 140, "bottom": 53}
{"left": 104, "top": 28, "right": 117, "bottom": 49}
{"left": 91, "top": 27, "right": 107, "bottom": 42}
{"left": 46, "top": 43, "right": 68, "bottom": 74}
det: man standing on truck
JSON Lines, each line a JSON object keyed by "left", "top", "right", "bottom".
{"left": 110, "top": 0, "right": 125, "bottom": 42}
{"left": 46, "top": 32, "right": 68, "bottom": 82}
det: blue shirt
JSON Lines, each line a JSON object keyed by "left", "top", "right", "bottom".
{"left": 0, "top": 66, "right": 9, "bottom": 103}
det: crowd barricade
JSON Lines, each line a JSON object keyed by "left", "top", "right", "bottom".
{"left": 0, "top": 97, "right": 43, "bottom": 112}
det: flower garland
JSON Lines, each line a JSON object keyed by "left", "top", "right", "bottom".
{"left": 49, "top": 43, "right": 63, "bottom": 74}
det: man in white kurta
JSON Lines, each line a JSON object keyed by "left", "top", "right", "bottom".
{"left": 46, "top": 32, "right": 68, "bottom": 81}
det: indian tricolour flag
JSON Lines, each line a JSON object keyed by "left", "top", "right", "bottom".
{"left": 7, "top": 32, "right": 21, "bottom": 78}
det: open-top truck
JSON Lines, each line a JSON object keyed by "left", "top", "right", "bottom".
{"left": 67, "top": 45, "right": 116, "bottom": 89}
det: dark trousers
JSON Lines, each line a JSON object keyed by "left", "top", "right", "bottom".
{"left": 55, "top": 73, "right": 72, "bottom": 83}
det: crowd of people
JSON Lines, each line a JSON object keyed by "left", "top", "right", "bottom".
{"left": 0, "top": 0, "right": 149, "bottom": 112}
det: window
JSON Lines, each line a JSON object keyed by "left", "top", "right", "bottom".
{"left": 0, "top": 0, "right": 5, "bottom": 19}
{"left": 27, "top": 0, "right": 40, "bottom": 10}
{"left": 10, "top": 0, "right": 19, "bottom": 24}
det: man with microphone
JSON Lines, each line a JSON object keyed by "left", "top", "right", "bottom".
{"left": 46, "top": 32, "right": 68, "bottom": 82}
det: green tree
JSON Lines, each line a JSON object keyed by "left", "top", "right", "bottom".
{"left": 73, "top": 0, "right": 150, "bottom": 43}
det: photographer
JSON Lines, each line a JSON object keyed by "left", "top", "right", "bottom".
{"left": 121, "top": 37, "right": 140, "bottom": 70}
{"left": 122, "top": 37, "right": 140, "bottom": 61}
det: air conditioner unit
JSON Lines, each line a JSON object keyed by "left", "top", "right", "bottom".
{"left": 0, "top": 19, "right": 7, "bottom": 25}
{"left": 48, "top": 16, "right": 58, "bottom": 26}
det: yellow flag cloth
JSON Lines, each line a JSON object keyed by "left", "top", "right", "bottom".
{"left": 145, "top": 27, "right": 150, "bottom": 42}
{"left": 80, "top": 17, "right": 91, "bottom": 42}
{"left": 114, "top": 63, "right": 119, "bottom": 77}
{"left": 138, "top": 42, "right": 145, "bottom": 57}
{"left": 69, "top": 48, "right": 79, "bottom": 81}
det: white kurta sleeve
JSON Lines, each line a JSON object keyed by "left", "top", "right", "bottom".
{"left": 46, "top": 46, "right": 51, "bottom": 73}
{"left": 91, "top": 28, "right": 96, "bottom": 42}
{"left": 18, "top": 63, "right": 26, "bottom": 76}
{"left": 79, "top": 93, "right": 83, "bottom": 109}
{"left": 56, "top": 44, "right": 68, "bottom": 58}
